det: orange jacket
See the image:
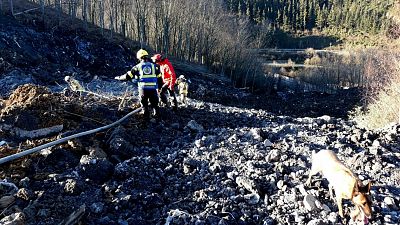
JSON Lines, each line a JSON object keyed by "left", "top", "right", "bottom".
{"left": 157, "top": 58, "right": 176, "bottom": 89}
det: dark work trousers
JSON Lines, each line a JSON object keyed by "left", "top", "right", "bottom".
{"left": 160, "top": 83, "right": 178, "bottom": 108}
{"left": 139, "top": 89, "right": 160, "bottom": 120}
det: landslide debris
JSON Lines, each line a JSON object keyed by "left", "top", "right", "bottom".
{"left": 1, "top": 84, "right": 63, "bottom": 128}
{"left": 0, "top": 82, "right": 399, "bottom": 225}
{"left": 0, "top": 11, "right": 398, "bottom": 225}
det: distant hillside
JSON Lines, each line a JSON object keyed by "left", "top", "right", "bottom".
{"left": 225, "top": 0, "right": 395, "bottom": 35}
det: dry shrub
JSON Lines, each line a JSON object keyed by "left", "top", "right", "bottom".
{"left": 297, "top": 49, "right": 376, "bottom": 90}
{"left": 351, "top": 52, "right": 400, "bottom": 129}
{"left": 305, "top": 48, "right": 316, "bottom": 56}
{"left": 305, "top": 55, "right": 321, "bottom": 65}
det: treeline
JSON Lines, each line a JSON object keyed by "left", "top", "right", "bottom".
{"left": 16, "top": 0, "right": 270, "bottom": 91}
{"left": 13, "top": 1, "right": 395, "bottom": 93}
{"left": 225, "top": 0, "right": 395, "bottom": 34}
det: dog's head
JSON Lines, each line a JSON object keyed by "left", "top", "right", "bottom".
{"left": 352, "top": 181, "right": 373, "bottom": 222}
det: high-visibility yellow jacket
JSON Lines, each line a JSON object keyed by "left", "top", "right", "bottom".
{"left": 119, "top": 59, "right": 161, "bottom": 90}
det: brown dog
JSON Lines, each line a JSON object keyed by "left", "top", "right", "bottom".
{"left": 305, "top": 150, "right": 372, "bottom": 222}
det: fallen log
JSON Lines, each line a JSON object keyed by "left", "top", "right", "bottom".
{"left": 0, "top": 124, "right": 63, "bottom": 139}
{"left": 0, "top": 196, "right": 15, "bottom": 209}
{"left": 0, "top": 107, "right": 142, "bottom": 165}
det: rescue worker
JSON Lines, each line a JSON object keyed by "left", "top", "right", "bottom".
{"left": 64, "top": 75, "right": 85, "bottom": 92}
{"left": 151, "top": 53, "right": 178, "bottom": 110}
{"left": 176, "top": 75, "right": 189, "bottom": 106}
{"left": 115, "top": 49, "right": 161, "bottom": 121}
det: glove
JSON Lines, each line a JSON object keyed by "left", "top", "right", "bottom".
{"left": 115, "top": 75, "right": 124, "bottom": 80}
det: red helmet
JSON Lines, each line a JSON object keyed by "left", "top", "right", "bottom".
{"left": 151, "top": 54, "right": 162, "bottom": 62}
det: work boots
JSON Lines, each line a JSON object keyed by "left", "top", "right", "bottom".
{"left": 172, "top": 98, "right": 178, "bottom": 111}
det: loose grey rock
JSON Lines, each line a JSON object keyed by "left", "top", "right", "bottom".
{"left": 171, "top": 123, "right": 180, "bottom": 129}
{"left": 266, "top": 149, "right": 280, "bottom": 162}
{"left": 307, "top": 218, "right": 325, "bottom": 225}
{"left": 227, "top": 171, "right": 238, "bottom": 180}
{"left": 384, "top": 197, "right": 398, "bottom": 209}
{"left": 18, "top": 177, "right": 30, "bottom": 188}
{"left": 195, "top": 139, "right": 203, "bottom": 148}
{"left": 372, "top": 140, "right": 381, "bottom": 148}
{"left": 37, "top": 208, "right": 50, "bottom": 217}
{"left": 185, "top": 120, "right": 204, "bottom": 132}
{"left": 368, "top": 147, "right": 382, "bottom": 155}
{"left": 263, "top": 139, "right": 273, "bottom": 147}
{"left": 321, "top": 204, "right": 331, "bottom": 212}
{"left": 276, "top": 180, "right": 284, "bottom": 190}
{"left": 1, "top": 44, "right": 400, "bottom": 225}
{"left": 264, "top": 194, "right": 269, "bottom": 205}
{"left": 106, "top": 126, "right": 138, "bottom": 159}
{"left": 0, "top": 70, "right": 35, "bottom": 97}
{"left": 0, "top": 212, "right": 25, "bottom": 225}
{"left": 209, "top": 162, "right": 221, "bottom": 173}
{"left": 90, "top": 202, "right": 104, "bottom": 214}
{"left": 78, "top": 155, "right": 114, "bottom": 184}
{"left": 64, "top": 179, "right": 83, "bottom": 195}
{"left": 118, "top": 219, "right": 129, "bottom": 225}
{"left": 235, "top": 176, "right": 258, "bottom": 194}
{"left": 327, "top": 212, "right": 338, "bottom": 223}
{"left": 293, "top": 212, "right": 304, "bottom": 223}
{"left": 16, "top": 188, "right": 33, "bottom": 201}
{"left": 297, "top": 184, "right": 308, "bottom": 196}
{"left": 245, "top": 128, "right": 262, "bottom": 141}
{"left": 315, "top": 199, "right": 322, "bottom": 209}
{"left": 244, "top": 193, "right": 260, "bottom": 205}
{"left": 303, "top": 194, "right": 318, "bottom": 211}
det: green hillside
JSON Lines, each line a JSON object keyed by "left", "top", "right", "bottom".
{"left": 225, "top": 0, "right": 395, "bottom": 35}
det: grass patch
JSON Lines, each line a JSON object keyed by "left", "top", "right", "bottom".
{"left": 351, "top": 53, "right": 400, "bottom": 129}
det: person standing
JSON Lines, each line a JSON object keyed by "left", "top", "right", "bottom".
{"left": 176, "top": 75, "right": 189, "bottom": 106}
{"left": 151, "top": 54, "right": 178, "bottom": 110}
{"left": 64, "top": 76, "right": 85, "bottom": 92}
{"left": 115, "top": 49, "right": 161, "bottom": 121}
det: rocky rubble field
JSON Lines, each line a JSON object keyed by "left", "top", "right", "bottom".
{"left": 0, "top": 82, "right": 399, "bottom": 225}
{"left": 0, "top": 12, "right": 399, "bottom": 225}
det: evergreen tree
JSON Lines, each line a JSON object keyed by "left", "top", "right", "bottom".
{"left": 238, "top": 1, "right": 243, "bottom": 16}
{"left": 315, "top": 4, "right": 323, "bottom": 30}
{"left": 223, "top": 0, "right": 395, "bottom": 35}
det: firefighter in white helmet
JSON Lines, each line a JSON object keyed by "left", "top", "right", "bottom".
{"left": 176, "top": 75, "right": 189, "bottom": 106}
{"left": 64, "top": 75, "right": 85, "bottom": 93}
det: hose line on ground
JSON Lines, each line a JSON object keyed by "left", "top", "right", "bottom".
{"left": 0, "top": 107, "right": 142, "bottom": 165}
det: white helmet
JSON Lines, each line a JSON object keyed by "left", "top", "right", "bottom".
{"left": 64, "top": 76, "right": 71, "bottom": 82}
{"left": 179, "top": 75, "right": 185, "bottom": 79}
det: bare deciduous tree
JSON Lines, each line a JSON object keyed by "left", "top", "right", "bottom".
{"left": 4, "top": 0, "right": 272, "bottom": 91}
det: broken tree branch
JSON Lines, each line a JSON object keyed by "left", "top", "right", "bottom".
{"left": 63, "top": 110, "right": 106, "bottom": 125}
{"left": 0, "top": 107, "right": 142, "bottom": 165}
{"left": 0, "top": 124, "right": 63, "bottom": 139}
{"left": 118, "top": 87, "right": 129, "bottom": 111}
